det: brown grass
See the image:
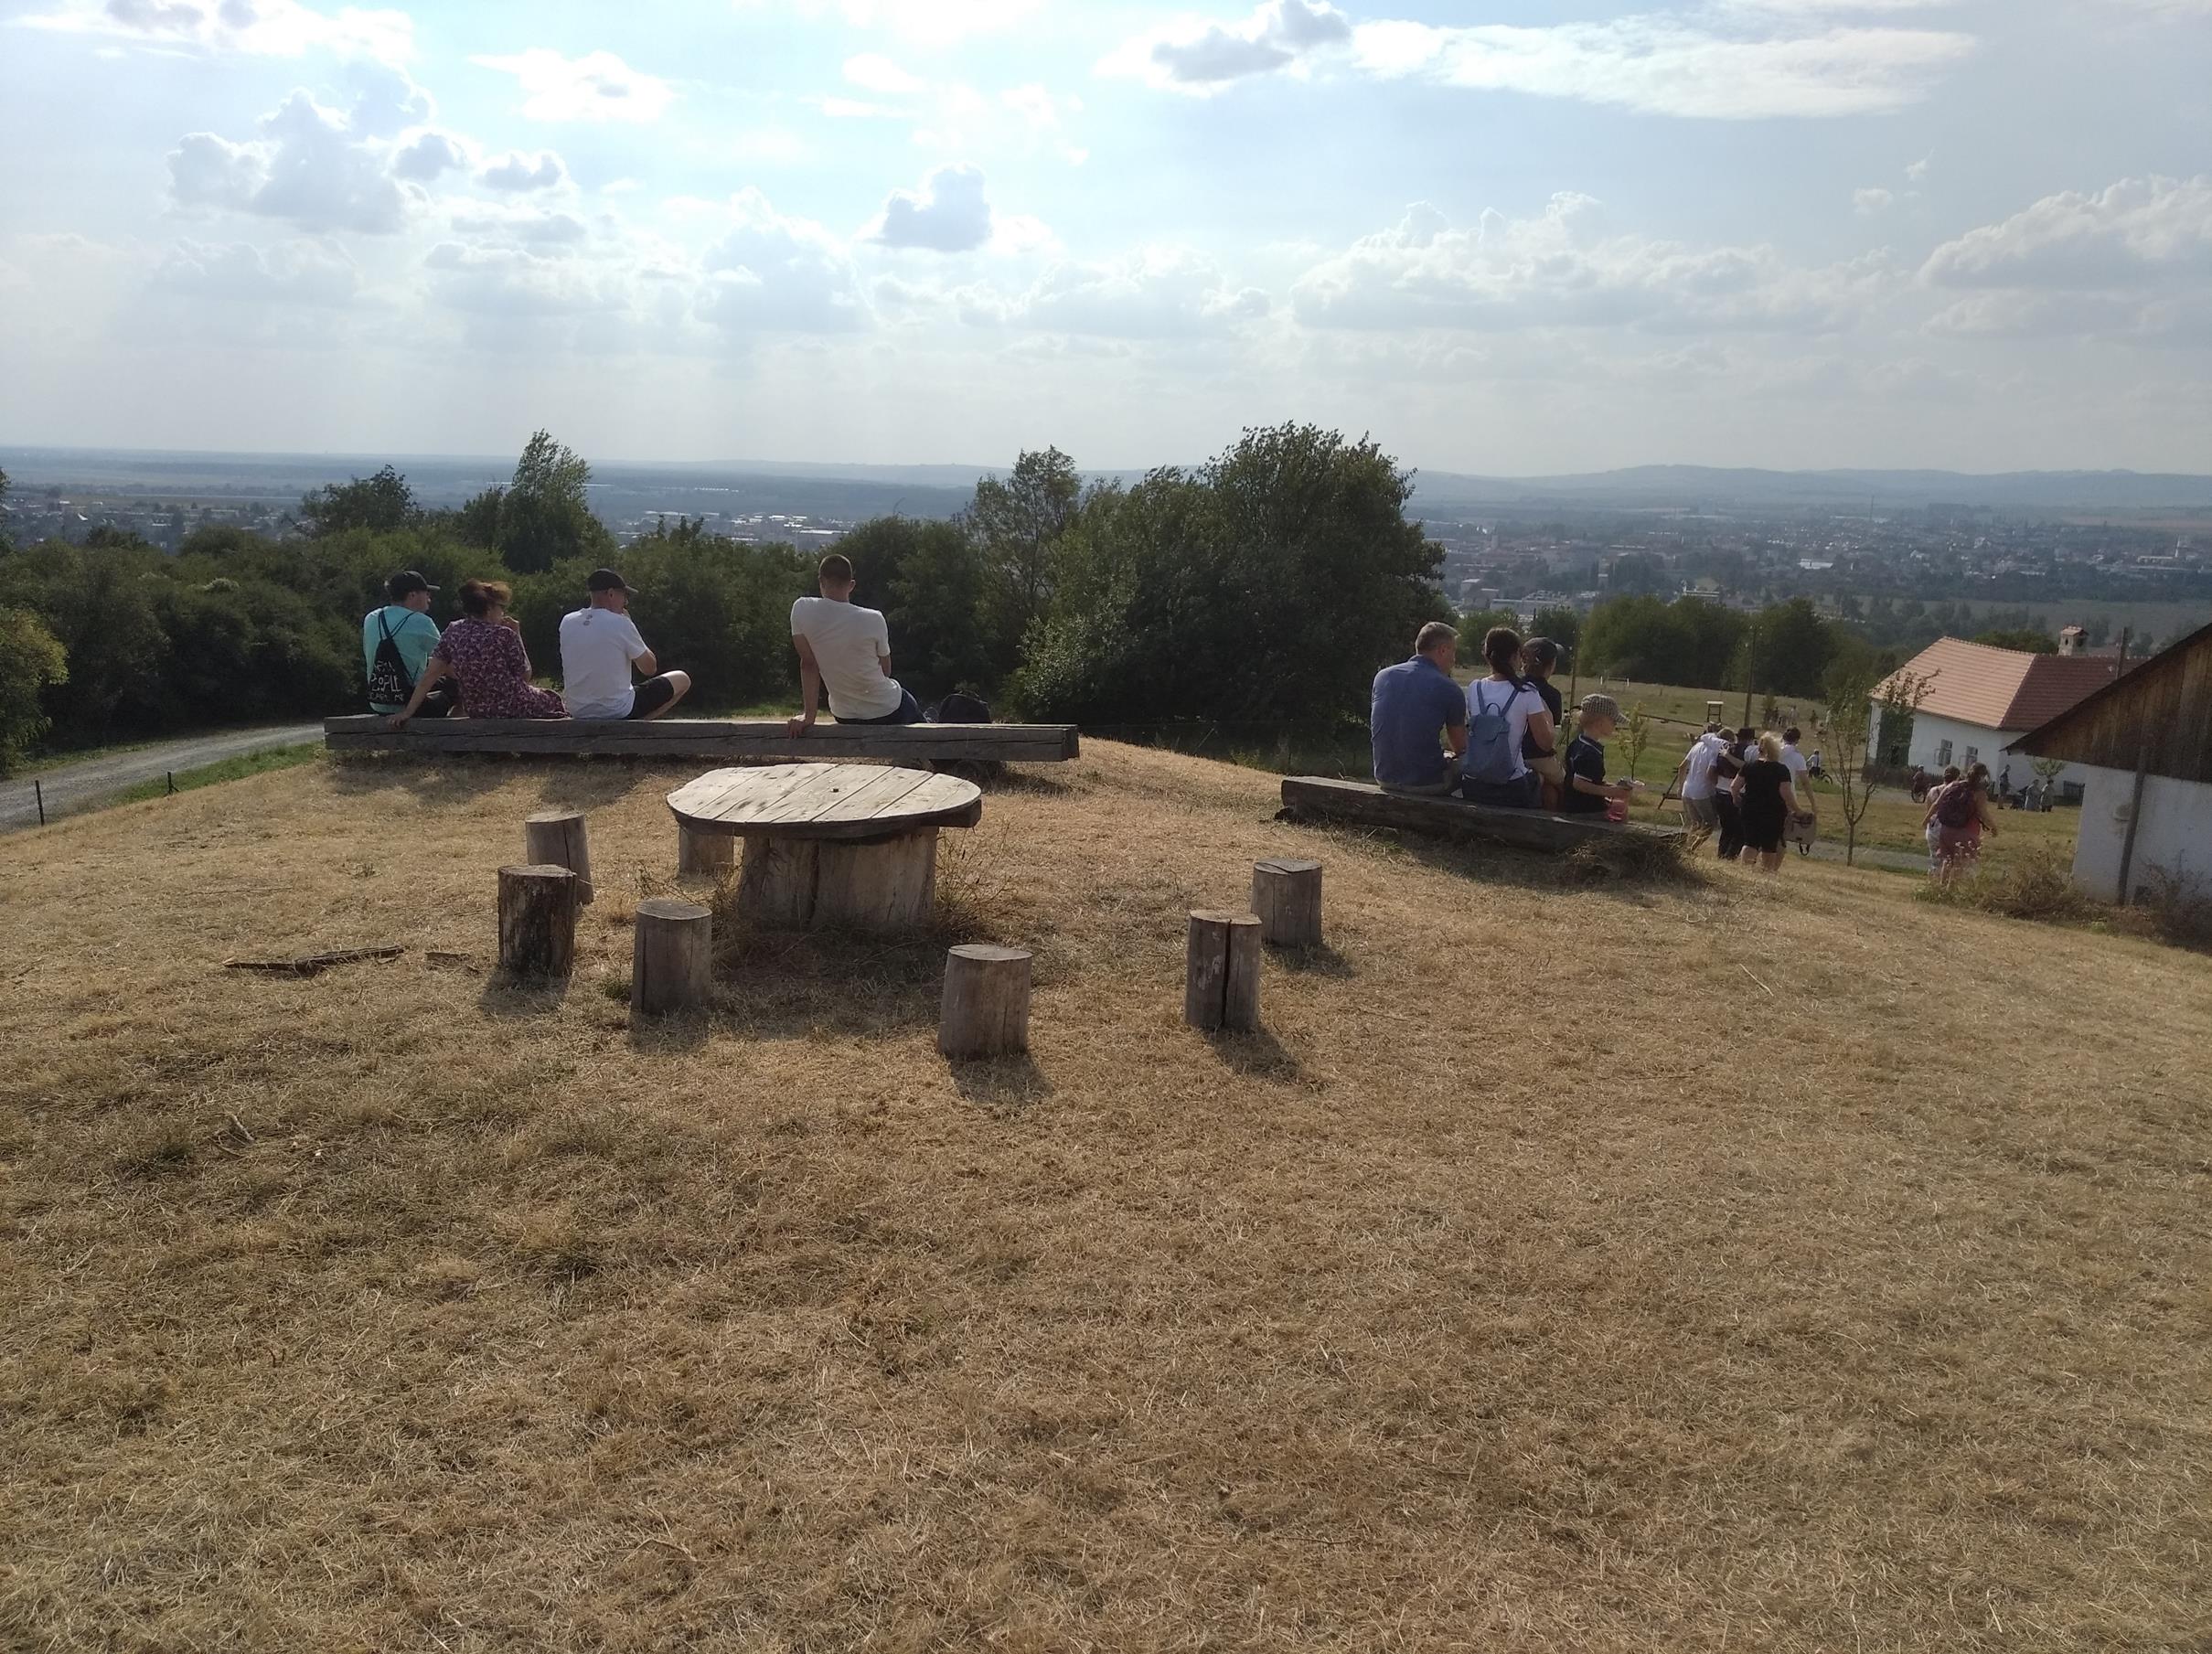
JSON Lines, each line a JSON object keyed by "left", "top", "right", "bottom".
{"left": 3, "top": 744, "right": 2209, "bottom": 1651}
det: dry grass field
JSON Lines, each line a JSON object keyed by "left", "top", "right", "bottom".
{"left": 3, "top": 743, "right": 2209, "bottom": 1652}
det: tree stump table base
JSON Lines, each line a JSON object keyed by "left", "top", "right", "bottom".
{"left": 735, "top": 830, "right": 939, "bottom": 932}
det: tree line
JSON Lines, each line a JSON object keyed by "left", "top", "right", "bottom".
{"left": 0, "top": 426, "right": 1448, "bottom": 772}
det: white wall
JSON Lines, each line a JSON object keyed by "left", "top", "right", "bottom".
{"left": 1865, "top": 704, "right": 2093, "bottom": 795}
{"left": 2069, "top": 767, "right": 2212, "bottom": 903}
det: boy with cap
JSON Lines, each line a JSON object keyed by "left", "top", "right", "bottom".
{"left": 362, "top": 571, "right": 454, "bottom": 718}
{"left": 1559, "top": 694, "right": 1637, "bottom": 814}
{"left": 559, "top": 568, "right": 692, "bottom": 720}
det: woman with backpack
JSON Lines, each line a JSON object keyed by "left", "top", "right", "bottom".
{"left": 1458, "top": 627, "right": 1554, "bottom": 809}
{"left": 1920, "top": 764, "right": 1962, "bottom": 872}
{"left": 1929, "top": 761, "right": 1998, "bottom": 884}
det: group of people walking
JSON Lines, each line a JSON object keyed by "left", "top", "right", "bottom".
{"left": 1919, "top": 763, "right": 2001, "bottom": 882}
{"left": 361, "top": 553, "right": 923, "bottom": 732}
{"left": 1667, "top": 720, "right": 1818, "bottom": 872}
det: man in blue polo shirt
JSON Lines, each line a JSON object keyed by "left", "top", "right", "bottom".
{"left": 1371, "top": 621, "right": 1469, "bottom": 794}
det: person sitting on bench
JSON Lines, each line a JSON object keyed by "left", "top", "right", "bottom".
{"left": 1370, "top": 621, "right": 1469, "bottom": 795}
{"left": 1557, "top": 694, "right": 1636, "bottom": 814}
{"left": 1458, "top": 626, "right": 1552, "bottom": 808}
{"left": 390, "top": 578, "right": 566, "bottom": 725}
{"left": 362, "top": 571, "right": 455, "bottom": 719}
{"left": 787, "top": 552, "right": 920, "bottom": 733}
{"left": 560, "top": 568, "right": 691, "bottom": 721}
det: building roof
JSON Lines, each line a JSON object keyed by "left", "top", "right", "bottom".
{"left": 1875, "top": 636, "right": 2129, "bottom": 733}
{"left": 2008, "top": 620, "right": 2212, "bottom": 784}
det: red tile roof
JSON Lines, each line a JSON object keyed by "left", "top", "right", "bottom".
{"left": 1875, "top": 637, "right": 2129, "bottom": 732}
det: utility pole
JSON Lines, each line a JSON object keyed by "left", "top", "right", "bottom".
{"left": 1740, "top": 621, "right": 1758, "bottom": 728}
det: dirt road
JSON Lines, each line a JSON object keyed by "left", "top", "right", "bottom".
{"left": 1, "top": 724, "right": 324, "bottom": 831}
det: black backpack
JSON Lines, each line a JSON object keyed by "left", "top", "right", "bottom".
{"left": 1936, "top": 784, "right": 1977, "bottom": 829}
{"left": 366, "top": 609, "right": 414, "bottom": 706}
{"left": 933, "top": 691, "right": 993, "bottom": 724}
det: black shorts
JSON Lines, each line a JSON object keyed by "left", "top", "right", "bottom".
{"left": 626, "top": 675, "right": 682, "bottom": 719}
{"left": 1741, "top": 814, "right": 1785, "bottom": 854}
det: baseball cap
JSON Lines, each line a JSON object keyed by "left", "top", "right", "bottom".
{"left": 1579, "top": 693, "right": 1622, "bottom": 723}
{"left": 386, "top": 570, "right": 437, "bottom": 600}
{"left": 585, "top": 568, "right": 634, "bottom": 594}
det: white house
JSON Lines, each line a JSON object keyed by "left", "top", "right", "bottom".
{"left": 1865, "top": 636, "right": 2130, "bottom": 799}
{"left": 2009, "top": 621, "right": 2212, "bottom": 904}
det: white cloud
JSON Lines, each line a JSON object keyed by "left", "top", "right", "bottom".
{"left": 812, "top": 95, "right": 903, "bottom": 118}
{"left": 1854, "top": 187, "right": 1895, "bottom": 214}
{"left": 390, "top": 129, "right": 470, "bottom": 182}
{"left": 698, "top": 187, "right": 869, "bottom": 334}
{"left": 1099, "top": 0, "right": 1352, "bottom": 92}
{"left": 734, "top": 0, "right": 1042, "bottom": 44}
{"left": 1002, "top": 82, "right": 1087, "bottom": 163}
{"left": 480, "top": 149, "right": 569, "bottom": 192}
{"left": 472, "top": 48, "right": 676, "bottom": 123}
{"left": 448, "top": 201, "right": 590, "bottom": 246}
{"left": 20, "top": 0, "right": 413, "bottom": 63}
{"left": 1906, "top": 153, "right": 1933, "bottom": 183}
{"left": 1290, "top": 197, "right": 1892, "bottom": 334}
{"left": 1921, "top": 175, "right": 2212, "bottom": 290}
{"left": 967, "top": 248, "right": 1270, "bottom": 337}
{"left": 843, "top": 51, "right": 922, "bottom": 93}
{"left": 167, "top": 86, "right": 421, "bottom": 234}
{"left": 1104, "top": 3, "right": 1974, "bottom": 117}
{"left": 153, "top": 237, "right": 360, "bottom": 304}
{"left": 868, "top": 164, "right": 992, "bottom": 252}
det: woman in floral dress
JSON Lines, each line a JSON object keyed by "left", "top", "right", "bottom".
{"left": 390, "top": 579, "right": 566, "bottom": 723}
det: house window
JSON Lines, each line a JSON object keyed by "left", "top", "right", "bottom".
{"left": 1964, "top": 745, "right": 1979, "bottom": 767}
{"left": 1936, "top": 739, "right": 1953, "bottom": 766}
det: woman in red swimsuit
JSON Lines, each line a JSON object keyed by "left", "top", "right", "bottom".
{"left": 390, "top": 579, "right": 566, "bottom": 724}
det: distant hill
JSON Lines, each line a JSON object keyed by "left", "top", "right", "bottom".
{"left": 1402, "top": 466, "right": 2212, "bottom": 515}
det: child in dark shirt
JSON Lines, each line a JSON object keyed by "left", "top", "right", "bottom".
{"left": 1560, "top": 694, "right": 1637, "bottom": 815}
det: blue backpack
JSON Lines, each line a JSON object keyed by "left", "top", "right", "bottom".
{"left": 1465, "top": 681, "right": 1525, "bottom": 785}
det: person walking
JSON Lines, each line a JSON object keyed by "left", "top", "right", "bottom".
{"left": 1930, "top": 761, "right": 1999, "bottom": 884}
{"left": 1779, "top": 724, "right": 1817, "bottom": 855}
{"left": 1668, "top": 723, "right": 1728, "bottom": 846}
{"left": 1920, "top": 763, "right": 1962, "bottom": 873}
{"left": 1730, "top": 732, "right": 1804, "bottom": 874}
{"left": 389, "top": 579, "right": 566, "bottom": 725}
{"left": 1712, "top": 726, "right": 1753, "bottom": 859}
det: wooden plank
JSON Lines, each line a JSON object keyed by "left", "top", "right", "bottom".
{"left": 752, "top": 764, "right": 916, "bottom": 827}
{"left": 323, "top": 716, "right": 1079, "bottom": 763}
{"left": 668, "top": 764, "right": 821, "bottom": 827}
{"left": 670, "top": 763, "right": 983, "bottom": 841}
{"left": 784, "top": 766, "right": 936, "bottom": 826}
{"left": 1279, "top": 776, "right": 1683, "bottom": 854}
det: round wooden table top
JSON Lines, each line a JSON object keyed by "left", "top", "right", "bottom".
{"left": 667, "top": 763, "right": 983, "bottom": 842}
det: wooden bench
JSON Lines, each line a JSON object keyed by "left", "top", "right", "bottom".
{"left": 323, "top": 716, "right": 1079, "bottom": 764}
{"left": 1279, "top": 775, "right": 1684, "bottom": 853}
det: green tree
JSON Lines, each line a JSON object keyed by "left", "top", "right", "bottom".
{"left": 1529, "top": 604, "right": 1582, "bottom": 656}
{"left": 1972, "top": 626, "right": 2058, "bottom": 654}
{"left": 481, "top": 432, "right": 612, "bottom": 574}
{"left": 1822, "top": 655, "right": 1932, "bottom": 866}
{"left": 0, "top": 605, "right": 68, "bottom": 772}
{"left": 1456, "top": 607, "right": 1523, "bottom": 659}
{"left": 1741, "top": 598, "right": 1836, "bottom": 699}
{"left": 299, "top": 464, "right": 422, "bottom": 537}
{"left": 967, "top": 446, "right": 1082, "bottom": 666}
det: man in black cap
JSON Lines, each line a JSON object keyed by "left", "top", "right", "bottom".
{"left": 362, "top": 571, "right": 455, "bottom": 717}
{"left": 558, "top": 568, "right": 691, "bottom": 720}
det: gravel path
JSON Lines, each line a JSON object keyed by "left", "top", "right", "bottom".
{"left": 1, "top": 723, "right": 324, "bottom": 831}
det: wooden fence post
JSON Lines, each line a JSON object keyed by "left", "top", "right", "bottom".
{"left": 1250, "top": 859, "right": 1323, "bottom": 946}
{"left": 632, "top": 897, "right": 712, "bottom": 1015}
{"left": 1184, "top": 909, "right": 1261, "bottom": 1033}
{"left": 525, "top": 810, "right": 593, "bottom": 905}
{"left": 938, "top": 944, "right": 1032, "bottom": 1059}
{"left": 497, "top": 864, "right": 578, "bottom": 978}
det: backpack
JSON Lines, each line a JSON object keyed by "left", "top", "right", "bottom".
{"left": 1936, "top": 783, "right": 1977, "bottom": 829}
{"left": 1464, "top": 681, "right": 1525, "bottom": 785}
{"left": 366, "top": 608, "right": 415, "bottom": 706}
{"left": 932, "top": 691, "right": 993, "bottom": 724}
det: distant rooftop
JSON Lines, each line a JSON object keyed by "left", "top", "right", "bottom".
{"left": 1876, "top": 636, "right": 2131, "bottom": 732}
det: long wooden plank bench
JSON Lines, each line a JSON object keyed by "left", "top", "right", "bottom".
{"left": 324, "top": 716, "right": 1079, "bottom": 763}
{"left": 1280, "top": 775, "right": 1683, "bottom": 853}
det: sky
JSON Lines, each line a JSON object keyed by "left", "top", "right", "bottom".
{"left": 0, "top": 0, "right": 2207, "bottom": 475}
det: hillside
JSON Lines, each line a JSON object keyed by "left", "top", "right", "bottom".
{"left": 3, "top": 745, "right": 2207, "bottom": 1651}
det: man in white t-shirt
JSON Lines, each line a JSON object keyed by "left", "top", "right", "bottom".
{"left": 1669, "top": 724, "right": 1728, "bottom": 840}
{"left": 787, "top": 553, "right": 920, "bottom": 732}
{"left": 1779, "top": 724, "right": 1817, "bottom": 853}
{"left": 558, "top": 568, "right": 692, "bottom": 720}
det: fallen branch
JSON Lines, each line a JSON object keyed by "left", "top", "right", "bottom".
{"left": 1738, "top": 963, "right": 1776, "bottom": 998}
{"left": 223, "top": 945, "right": 404, "bottom": 977}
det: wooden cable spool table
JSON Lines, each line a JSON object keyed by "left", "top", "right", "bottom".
{"left": 666, "top": 763, "right": 983, "bottom": 931}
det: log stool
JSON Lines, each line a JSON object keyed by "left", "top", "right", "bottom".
{"left": 497, "top": 864, "right": 579, "bottom": 977}
{"left": 525, "top": 810, "right": 593, "bottom": 904}
{"left": 1251, "top": 858, "right": 1322, "bottom": 946}
{"left": 632, "top": 898, "right": 712, "bottom": 1015}
{"left": 1185, "top": 909, "right": 1261, "bottom": 1032}
{"left": 938, "top": 944, "right": 1032, "bottom": 1059}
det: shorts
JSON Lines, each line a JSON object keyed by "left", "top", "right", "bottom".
{"left": 625, "top": 674, "right": 684, "bottom": 719}
{"left": 836, "top": 688, "right": 924, "bottom": 727}
{"left": 1741, "top": 816, "right": 1784, "bottom": 855}
{"left": 1683, "top": 795, "right": 1719, "bottom": 828}
{"left": 1460, "top": 770, "right": 1541, "bottom": 809}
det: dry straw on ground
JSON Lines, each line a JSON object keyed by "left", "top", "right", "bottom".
{"left": 2, "top": 743, "right": 2208, "bottom": 1651}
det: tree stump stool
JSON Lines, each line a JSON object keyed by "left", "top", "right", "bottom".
{"left": 525, "top": 810, "right": 593, "bottom": 905}
{"left": 632, "top": 897, "right": 712, "bottom": 1015}
{"left": 677, "top": 824, "right": 736, "bottom": 878}
{"left": 1251, "top": 858, "right": 1323, "bottom": 946}
{"left": 497, "top": 864, "right": 579, "bottom": 978}
{"left": 667, "top": 764, "right": 983, "bottom": 934}
{"left": 1185, "top": 909, "right": 1261, "bottom": 1032}
{"left": 938, "top": 944, "right": 1032, "bottom": 1059}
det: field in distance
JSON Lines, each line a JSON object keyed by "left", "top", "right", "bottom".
{"left": 2, "top": 741, "right": 2205, "bottom": 1649}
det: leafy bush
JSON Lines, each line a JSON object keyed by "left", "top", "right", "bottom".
{"left": 1918, "top": 847, "right": 2091, "bottom": 923}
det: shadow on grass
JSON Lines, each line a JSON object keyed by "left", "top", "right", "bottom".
{"left": 1205, "top": 1024, "right": 1303, "bottom": 1082}
{"left": 1269, "top": 941, "right": 1354, "bottom": 978}
{"left": 948, "top": 1052, "right": 1054, "bottom": 1107}
{"left": 708, "top": 923, "right": 955, "bottom": 1040}
{"left": 1285, "top": 818, "right": 1706, "bottom": 909}
{"left": 478, "top": 974, "right": 571, "bottom": 1018}
{"left": 326, "top": 752, "right": 663, "bottom": 810}
{"left": 627, "top": 1011, "right": 710, "bottom": 1054}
